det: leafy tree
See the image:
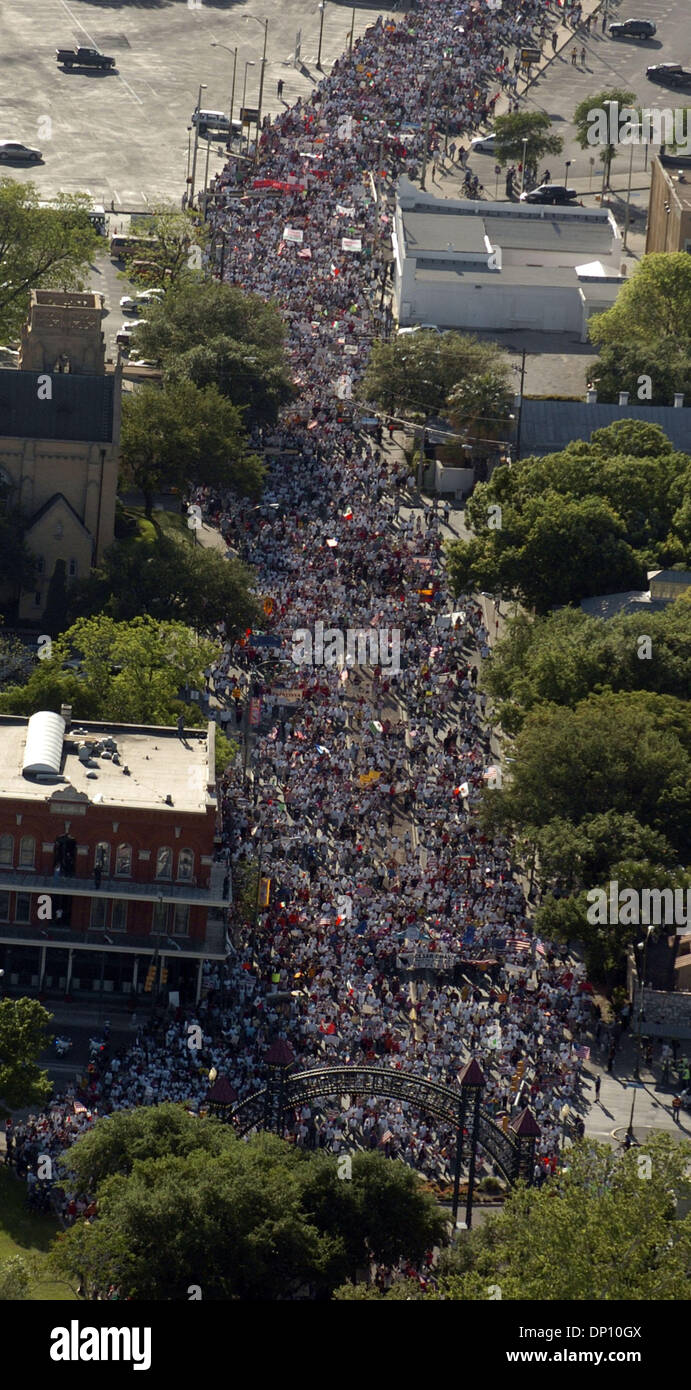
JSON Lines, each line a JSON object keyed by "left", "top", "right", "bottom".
{"left": 572, "top": 89, "right": 636, "bottom": 186}
{"left": 123, "top": 205, "right": 208, "bottom": 288}
{"left": 446, "top": 367, "right": 514, "bottom": 443}
{"left": 492, "top": 111, "right": 563, "bottom": 169}
{"left": 0, "top": 1256, "right": 31, "bottom": 1301}
{"left": 0, "top": 998, "right": 53, "bottom": 1119}
{"left": 0, "top": 615, "right": 220, "bottom": 726}
{"left": 0, "top": 183, "right": 100, "bottom": 341}
{"left": 587, "top": 339, "right": 691, "bottom": 406}
{"left": 67, "top": 525, "right": 259, "bottom": 636}
{"left": 588, "top": 253, "right": 691, "bottom": 350}
{"left": 134, "top": 277, "right": 286, "bottom": 363}
{"left": 0, "top": 486, "right": 37, "bottom": 607}
{"left": 51, "top": 1113, "right": 446, "bottom": 1299}
{"left": 360, "top": 332, "right": 512, "bottom": 422}
{"left": 163, "top": 337, "right": 294, "bottom": 429}
{"left": 433, "top": 1134, "right": 691, "bottom": 1300}
{"left": 120, "top": 381, "right": 264, "bottom": 517}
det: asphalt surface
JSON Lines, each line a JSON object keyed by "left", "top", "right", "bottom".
{"left": 1, "top": 0, "right": 399, "bottom": 206}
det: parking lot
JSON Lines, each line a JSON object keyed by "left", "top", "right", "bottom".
{"left": 1, "top": 0, "right": 397, "bottom": 207}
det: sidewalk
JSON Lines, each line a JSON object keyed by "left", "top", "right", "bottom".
{"left": 583, "top": 1030, "right": 690, "bottom": 1147}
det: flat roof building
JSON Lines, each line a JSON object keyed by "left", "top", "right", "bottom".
{"left": 0, "top": 711, "right": 228, "bottom": 1005}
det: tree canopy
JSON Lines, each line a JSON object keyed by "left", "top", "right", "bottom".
{"left": 120, "top": 381, "right": 264, "bottom": 517}
{"left": 0, "top": 183, "right": 100, "bottom": 341}
{"left": 51, "top": 1106, "right": 447, "bottom": 1299}
{"left": 492, "top": 111, "right": 563, "bottom": 168}
{"left": 122, "top": 205, "right": 208, "bottom": 288}
{"left": 572, "top": 89, "right": 637, "bottom": 181}
{"left": 446, "top": 422, "right": 691, "bottom": 612}
{"left": 67, "top": 516, "right": 258, "bottom": 636}
{"left": 0, "top": 615, "right": 220, "bottom": 726}
{"left": 360, "top": 331, "right": 513, "bottom": 427}
{"left": 0, "top": 998, "right": 53, "bottom": 1120}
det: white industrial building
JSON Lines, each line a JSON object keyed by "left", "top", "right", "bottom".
{"left": 392, "top": 177, "right": 624, "bottom": 340}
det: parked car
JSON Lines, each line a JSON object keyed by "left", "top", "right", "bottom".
{"left": 397, "top": 324, "right": 443, "bottom": 335}
{"left": 646, "top": 63, "right": 691, "bottom": 88}
{"left": 56, "top": 46, "right": 115, "bottom": 70}
{"left": 609, "top": 18, "right": 656, "bottom": 38}
{"left": 135, "top": 289, "right": 165, "bottom": 304}
{"left": 122, "top": 319, "right": 148, "bottom": 334}
{"left": 470, "top": 132, "right": 497, "bottom": 154}
{"left": 520, "top": 183, "right": 579, "bottom": 204}
{"left": 119, "top": 295, "right": 139, "bottom": 313}
{"left": 0, "top": 141, "right": 41, "bottom": 162}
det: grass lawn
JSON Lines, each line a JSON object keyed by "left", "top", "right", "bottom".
{"left": 118, "top": 503, "right": 192, "bottom": 548}
{"left": 0, "top": 1167, "right": 79, "bottom": 1301}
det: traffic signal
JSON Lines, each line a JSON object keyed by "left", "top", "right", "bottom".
{"left": 144, "top": 965, "right": 156, "bottom": 993}
{"left": 160, "top": 968, "right": 168, "bottom": 986}
{"left": 259, "top": 877, "right": 271, "bottom": 908}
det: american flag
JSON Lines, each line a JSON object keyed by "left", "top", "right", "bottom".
{"left": 504, "top": 935, "right": 532, "bottom": 954}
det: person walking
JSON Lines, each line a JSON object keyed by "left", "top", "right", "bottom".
{"left": 551, "top": 30, "right": 557, "bottom": 53}
{"left": 571, "top": 46, "right": 577, "bottom": 65}
{"left": 277, "top": 79, "right": 284, "bottom": 99}
{"left": 580, "top": 45, "right": 586, "bottom": 66}
{"left": 594, "top": 1074, "right": 601, "bottom": 1102}
{"left": 672, "top": 1094, "right": 682, "bottom": 1124}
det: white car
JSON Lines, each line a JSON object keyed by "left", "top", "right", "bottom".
{"left": 122, "top": 319, "right": 148, "bottom": 333}
{"left": 119, "top": 295, "right": 138, "bottom": 313}
{"left": 470, "top": 132, "right": 497, "bottom": 154}
{"left": 135, "top": 288, "right": 164, "bottom": 303}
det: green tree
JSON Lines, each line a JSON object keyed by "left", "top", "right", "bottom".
{"left": 572, "top": 89, "right": 637, "bottom": 187}
{"left": 0, "top": 1256, "right": 31, "bottom": 1301}
{"left": 587, "top": 339, "right": 691, "bottom": 406}
{"left": 51, "top": 1113, "right": 446, "bottom": 1300}
{"left": 492, "top": 111, "right": 563, "bottom": 169}
{"left": 446, "top": 366, "right": 514, "bottom": 444}
{"left": 120, "top": 381, "right": 264, "bottom": 517}
{"left": 360, "top": 332, "right": 512, "bottom": 422}
{"left": 588, "top": 253, "right": 691, "bottom": 349}
{"left": 134, "top": 277, "right": 286, "bottom": 363}
{"left": 0, "top": 615, "right": 220, "bottom": 725}
{"left": 68, "top": 526, "right": 259, "bottom": 636}
{"left": 164, "top": 337, "right": 294, "bottom": 430}
{"left": 0, "top": 998, "right": 53, "bottom": 1119}
{"left": 0, "top": 486, "right": 37, "bottom": 608}
{"left": 433, "top": 1134, "right": 691, "bottom": 1300}
{"left": 123, "top": 205, "right": 208, "bottom": 288}
{"left": 0, "top": 183, "right": 100, "bottom": 341}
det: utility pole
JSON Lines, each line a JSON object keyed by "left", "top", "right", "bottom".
{"left": 190, "top": 82, "right": 207, "bottom": 208}
{"left": 349, "top": 6, "right": 356, "bottom": 54}
{"left": 317, "top": 2, "right": 326, "bottom": 70}
{"left": 229, "top": 47, "right": 238, "bottom": 146}
{"left": 622, "top": 126, "right": 636, "bottom": 251}
{"left": 256, "top": 18, "right": 269, "bottom": 167}
{"left": 515, "top": 348, "right": 527, "bottom": 459}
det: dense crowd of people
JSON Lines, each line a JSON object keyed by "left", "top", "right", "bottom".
{"left": 9, "top": 0, "right": 598, "bottom": 1207}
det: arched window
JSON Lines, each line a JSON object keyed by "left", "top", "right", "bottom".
{"left": 19, "top": 836, "right": 35, "bottom": 868}
{"left": 115, "top": 843, "right": 132, "bottom": 877}
{"left": 0, "top": 835, "right": 13, "bottom": 867}
{"left": 156, "top": 847, "right": 173, "bottom": 880}
{"left": 94, "top": 842, "right": 110, "bottom": 875}
{"left": 177, "top": 848, "right": 194, "bottom": 881}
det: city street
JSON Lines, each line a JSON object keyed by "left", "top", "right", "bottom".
{"left": 1, "top": 0, "right": 398, "bottom": 206}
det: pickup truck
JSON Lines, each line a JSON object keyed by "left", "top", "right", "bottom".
{"left": 56, "top": 46, "right": 115, "bottom": 70}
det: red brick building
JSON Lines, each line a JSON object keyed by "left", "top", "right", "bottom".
{"left": 0, "top": 707, "right": 228, "bottom": 1004}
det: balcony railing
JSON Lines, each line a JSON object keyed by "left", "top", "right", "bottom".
{"left": 0, "top": 918, "right": 227, "bottom": 958}
{"left": 0, "top": 860, "right": 231, "bottom": 909}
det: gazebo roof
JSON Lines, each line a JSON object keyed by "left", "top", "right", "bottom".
{"left": 458, "top": 1057, "right": 486, "bottom": 1088}
{"left": 265, "top": 1039, "right": 295, "bottom": 1067}
{"left": 207, "top": 1076, "right": 238, "bottom": 1105}
{"left": 511, "top": 1107, "right": 541, "bottom": 1138}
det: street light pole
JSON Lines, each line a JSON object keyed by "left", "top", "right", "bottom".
{"left": 317, "top": 2, "right": 326, "bottom": 71}
{"left": 623, "top": 127, "right": 636, "bottom": 251}
{"left": 255, "top": 19, "right": 269, "bottom": 167}
{"left": 519, "top": 136, "right": 528, "bottom": 196}
{"left": 627, "top": 926, "right": 653, "bottom": 1140}
{"left": 242, "top": 61, "right": 256, "bottom": 156}
{"left": 349, "top": 5, "right": 356, "bottom": 54}
{"left": 420, "top": 69, "right": 437, "bottom": 190}
{"left": 190, "top": 82, "right": 207, "bottom": 208}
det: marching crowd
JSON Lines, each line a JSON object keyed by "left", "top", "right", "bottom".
{"left": 9, "top": 0, "right": 598, "bottom": 1204}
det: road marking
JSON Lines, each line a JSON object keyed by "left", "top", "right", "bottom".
{"left": 113, "top": 189, "right": 122, "bottom": 204}
{"left": 56, "top": 0, "right": 143, "bottom": 104}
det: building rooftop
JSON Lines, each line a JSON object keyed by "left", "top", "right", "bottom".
{"left": 658, "top": 162, "right": 691, "bottom": 211}
{"left": 400, "top": 207, "right": 614, "bottom": 258}
{"left": 412, "top": 261, "right": 621, "bottom": 290}
{"left": 0, "top": 369, "right": 115, "bottom": 443}
{"left": 0, "top": 715, "right": 216, "bottom": 814}
{"left": 520, "top": 399, "right": 691, "bottom": 457}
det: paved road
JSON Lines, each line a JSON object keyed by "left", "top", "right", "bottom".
{"left": 1, "top": 0, "right": 398, "bottom": 206}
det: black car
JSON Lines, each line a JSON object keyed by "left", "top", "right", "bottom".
{"left": 646, "top": 63, "right": 691, "bottom": 88}
{"left": 609, "top": 18, "right": 656, "bottom": 39}
{"left": 520, "top": 183, "right": 578, "bottom": 205}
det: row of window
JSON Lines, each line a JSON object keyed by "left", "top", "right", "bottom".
{"left": 0, "top": 891, "right": 190, "bottom": 935}
{"left": 0, "top": 837, "right": 196, "bottom": 882}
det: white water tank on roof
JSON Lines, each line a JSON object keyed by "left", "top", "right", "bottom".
{"left": 22, "top": 710, "right": 66, "bottom": 778}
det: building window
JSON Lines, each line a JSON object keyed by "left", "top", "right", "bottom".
{"left": 0, "top": 891, "right": 9, "bottom": 920}
{"left": 0, "top": 835, "right": 13, "bottom": 867}
{"left": 19, "top": 836, "right": 36, "bottom": 869}
{"left": 156, "top": 847, "right": 173, "bottom": 880}
{"left": 111, "top": 900, "right": 128, "bottom": 932}
{"left": 15, "top": 893, "right": 31, "bottom": 924}
{"left": 115, "top": 843, "right": 132, "bottom": 877}
{"left": 171, "top": 904, "right": 189, "bottom": 936}
{"left": 94, "top": 842, "right": 110, "bottom": 875}
{"left": 90, "top": 898, "right": 107, "bottom": 931}
{"left": 68, "top": 559, "right": 78, "bottom": 578}
{"left": 177, "top": 848, "right": 194, "bottom": 881}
